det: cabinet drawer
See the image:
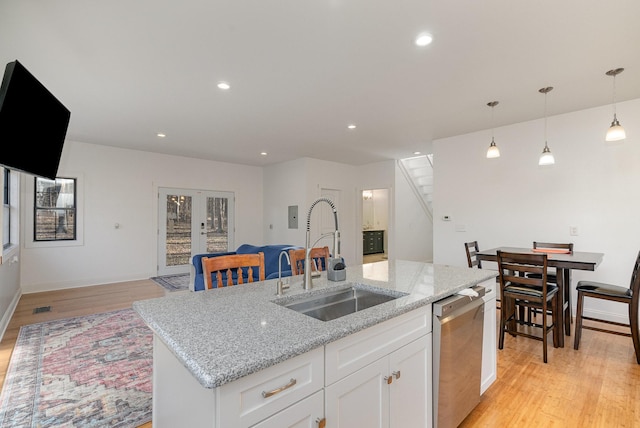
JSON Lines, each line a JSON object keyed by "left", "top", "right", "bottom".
{"left": 219, "top": 347, "right": 324, "bottom": 428}
{"left": 325, "top": 306, "right": 431, "bottom": 385}
{"left": 251, "top": 390, "right": 323, "bottom": 428}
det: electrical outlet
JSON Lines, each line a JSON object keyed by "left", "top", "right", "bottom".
{"left": 570, "top": 226, "right": 579, "bottom": 236}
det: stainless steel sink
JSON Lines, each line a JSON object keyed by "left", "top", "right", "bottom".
{"left": 277, "top": 285, "right": 404, "bottom": 321}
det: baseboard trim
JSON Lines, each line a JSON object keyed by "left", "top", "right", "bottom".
{"left": 0, "top": 287, "right": 21, "bottom": 342}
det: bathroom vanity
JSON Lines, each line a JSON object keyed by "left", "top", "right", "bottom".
{"left": 133, "top": 260, "right": 496, "bottom": 427}
{"left": 363, "top": 229, "right": 385, "bottom": 255}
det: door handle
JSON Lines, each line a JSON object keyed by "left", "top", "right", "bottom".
{"left": 393, "top": 370, "right": 401, "bottom": 380}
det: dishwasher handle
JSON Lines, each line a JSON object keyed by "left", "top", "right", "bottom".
{"left": 433, "top": 285, "right": 485, "bottom": 318}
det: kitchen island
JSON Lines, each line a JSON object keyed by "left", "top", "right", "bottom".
{"left": 133, "top": 260, "right": 496, "bottom": 427}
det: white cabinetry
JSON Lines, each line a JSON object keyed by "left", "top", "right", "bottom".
{"left": 152, "top": 305, "right": 433, "bottom": 428}
{"left": 325, "top": 307, "right": 432, "bottom": 428}
{"left": 325, "top": 355, "right": 389, "bottom": 427}
{"left": 152, "top": 337, "right": 324, "bottom": 428}
{"left": 481, "top": 278, "right": 497, "bottom": 394}
{"left": 251, "top": 390, "right": 324, "bottom": 428}
{"left": 389, "top": 336, "right": 432, "bottom": 428}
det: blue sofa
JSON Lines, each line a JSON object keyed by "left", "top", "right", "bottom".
{"left": 189, "top": 243, "right": 302, "bottom": 291}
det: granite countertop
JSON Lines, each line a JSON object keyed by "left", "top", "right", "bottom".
{"left": 133, "top": 260, "right": 496, "bottom": 389}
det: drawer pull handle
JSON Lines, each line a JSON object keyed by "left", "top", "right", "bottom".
{"left": 393, "top": 370, "right": 401, "bottom": 380}
{"left": 262, "top": 378, "right": 297, "bottom": 398}
{"left": 384, "top": 375, "right": 393, "bottom": 385}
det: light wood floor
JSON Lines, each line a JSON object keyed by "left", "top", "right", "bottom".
{"left": 1, "top": 280, "right": 639, "bottom": 427}
{"left": 363, "top": 252, "right": 387, "bottom": 264}
{"left": 0, "top": 280, "right": 164, "bottom": 428}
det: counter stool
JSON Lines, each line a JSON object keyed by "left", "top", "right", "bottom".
{"left": 574, "top": 250, "right": 640, "bottom": 364}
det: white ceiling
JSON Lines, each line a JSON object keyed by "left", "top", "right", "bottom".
{"left": 2, "top": 0, "right": 639, "bottom": 167}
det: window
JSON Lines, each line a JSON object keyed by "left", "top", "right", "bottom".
{"left": 34, "top": 177, "right": 77, "bottom": 241}
{"left": 1, "top": 168, "right": 19, "bottom": 255}
{"left": 2, "top": 168, "right": 10, "bottom": 249}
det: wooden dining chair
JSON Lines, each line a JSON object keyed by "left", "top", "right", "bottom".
{"left": 201, "top": 252, "right": 265, "bottom": 289}
{"left": 465, "top": 241, "right": 500, "bottom": 309}
{"left": 289, "top": 246, "right": 330, "bottom": 276}
{"left": 574, "top": 250, "right": 640, "bottom": 364}
{"left": 527, "top": 242, "right": 574, "bottom": 326}
{"left": 529, "top": 241, "right": 574, "bottom": 282}
{"left": 497, "top": 250, "right": 560, "bottom": 363}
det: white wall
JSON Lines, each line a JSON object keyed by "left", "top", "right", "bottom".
{"left": 263, "top": 158, "right": 359, "bottom": 266}
{"left": 13, "top": 142, "right": 432, "bottom": 296}
{"left": 433, "top": 98, "right": 640, "bottom": 321}
{"left": 19, "top": 141, "right": 264, "bottom": 293}
{"left": 394, "top": 162, "right": 433, "bottom": 262}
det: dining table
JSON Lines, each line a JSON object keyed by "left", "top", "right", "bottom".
{"left": 476, "top": 246, "right": 604, "bottom": 347}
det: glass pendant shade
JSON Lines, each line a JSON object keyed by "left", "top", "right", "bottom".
{"left": 605, "top": 68, "right": 625, "bottom": 143}
{"left": 538, "top": 87, "right": 554, "bottom": 166}
{"left": 486, "top": 139, "right": 500, "bottom": 158}
{"left": 539, "top": 143, "right": 555, "bottom": 166}
{"left": 485, "top": 101, "right": 500, "bottom": 159}
{"left": 605, "top": 115, "right": 626, "bottom": 142}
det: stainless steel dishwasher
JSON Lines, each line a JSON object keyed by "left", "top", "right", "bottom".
{"left": 433, "top": 285, "right": 485, "bottom": 428}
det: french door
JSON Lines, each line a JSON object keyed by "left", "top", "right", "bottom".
{"left": 157, "top": 188, "right": 235, "bottom": 276}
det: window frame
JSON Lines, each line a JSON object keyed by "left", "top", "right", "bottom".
{"left": 2, "top": 168, "right": 10, "bottom": 249}
{"left": 24, "top": 172, "right": 84, "bottom": 249}
{"left": 33, "top": 176, "right": 77, "bottom": 242}
{"left": 1, "top": 168, "right": 20, "bottom": 261}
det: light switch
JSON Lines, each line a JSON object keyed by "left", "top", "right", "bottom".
{"left": 570, "top": 226, "right": 579, "bottom": 236}
{"left": 288, "top": 205, "right": 298, "bottom": 229}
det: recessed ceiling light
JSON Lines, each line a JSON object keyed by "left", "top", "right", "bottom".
{"left": 217, "top": 81, "right": 230, "bottom": 90}
{"left": 157, "top": 133, "right": 166, "bottom": 138}
{"left": 414, "top": 151, "right": 421, "bottom": 155}
{"left": 415, "top": 33, "right": 433, "bottom": 47}
{"left": 347, "top": 124, "right": 356, "bottom": 130}
{"left": 260, "top": 152, "right": 267, "bottom": 156}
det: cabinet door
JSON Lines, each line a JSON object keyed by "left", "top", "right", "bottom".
{"left": 252, "top": 390, "right": 323, "bottom": 428}
{"left": 389, "top": 335, "right": 431, "bottom": 428}
{"left": 481, "top": 279, "right": 497, "bottom": 394}
{"left": 374, "top": 231, "right": 384, "bottom": 253}
{"left": 325, "top": 357, "right": 389, "bottom": 428}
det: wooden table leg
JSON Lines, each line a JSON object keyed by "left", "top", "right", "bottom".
{"left": 556, "top": 269, "right": 566, "bottom": 347}
{"left": 555, "top": 268, "right": 573, "bottom": 346}
{"left": 564, "top": 268, "right": 572, "bottom": 333}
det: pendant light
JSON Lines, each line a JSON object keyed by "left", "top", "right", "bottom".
{"left": 538, "top": 87, "right": 555, "bottom": 166}
{"left": 605, "top": 67, "right": 626, "bottom": 142}
{"left": 486, "top": 101, "right": 500, "bottom": 158}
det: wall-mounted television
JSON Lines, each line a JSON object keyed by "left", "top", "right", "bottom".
{"left": 0, "top": 60, "right": 71, "bottom": 179}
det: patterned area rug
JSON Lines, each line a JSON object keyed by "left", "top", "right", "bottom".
{"left": 0, "top": 308, "right": 152, "bottom": 427}
{"left": 150, "top": 273, "right": 189, "bottom": 292}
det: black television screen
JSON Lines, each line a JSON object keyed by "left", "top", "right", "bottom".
{"left": 0, "top": 60, "right": 71, "bottom": 179}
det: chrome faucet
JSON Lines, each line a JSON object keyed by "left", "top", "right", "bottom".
{"left": 303, "top": 197, "right": 340, "bottom": 290}
{"left": 276, "top": 250, "right": 291, "bottom": 296}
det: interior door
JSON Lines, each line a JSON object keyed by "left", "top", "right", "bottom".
{"left": 361, "top": 188, "right": 390, "bottom": 263}
{"left": 157, "top": 188, "right": 234, "bottom": 276}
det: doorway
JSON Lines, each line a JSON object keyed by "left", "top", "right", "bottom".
{"left": 157, "top": 188, "right": 235, "bottom": 276}
{"left": 362, "top": 188, "right": 389, "bottom": 264}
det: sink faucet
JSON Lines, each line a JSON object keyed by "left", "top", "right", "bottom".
{"left": 276, "top": 250, "right": 291, "bottom": 296}
{"left": 303, "top": 197, "right": 340, "bottom": 290}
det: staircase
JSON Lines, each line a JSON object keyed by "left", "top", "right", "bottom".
{"left": 398, "top": 155, "right": 434, "bottom": 220}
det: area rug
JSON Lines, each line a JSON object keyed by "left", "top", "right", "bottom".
{"left": 0, "top": 308, "right": 152, "bottom": 427}
{"left": 150, "top": 273, "right": 189, "bottom": 292}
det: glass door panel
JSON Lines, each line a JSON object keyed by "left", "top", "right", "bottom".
{"left": 158, "top": 188, "right": 234, "bottom": 276}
